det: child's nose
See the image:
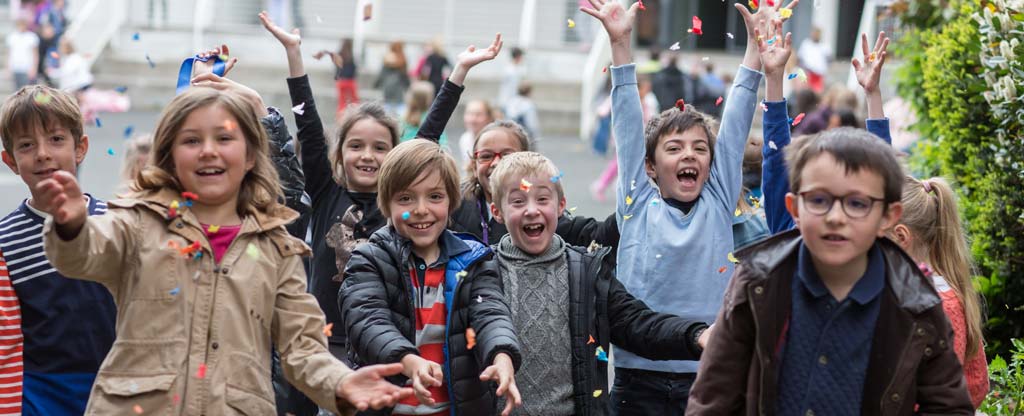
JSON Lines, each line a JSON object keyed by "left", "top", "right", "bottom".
{"left": 825, "top": 199, "right": 847, "bottom": 224}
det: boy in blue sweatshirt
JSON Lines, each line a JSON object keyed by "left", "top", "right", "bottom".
{"left": 580, "top": 0, "right": 787, "bottom": 413}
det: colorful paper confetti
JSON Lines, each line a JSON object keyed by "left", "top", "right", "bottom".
{"left": 196, "top": 363, "right": 207, "bottom": 379}
{"left": 33, "top": 92, "right": 52, "bottom": 104}
{"left": 593, "top": 389, "right": 603, "bottom": 398}
{"left": 567, "top": 19, "right": 576, "bottom": 28}
{"left": 669, "top": 41, "right": 680, "bottom": 51}
{"left": 170, "top": 287, "right": 180, "bottom": 296}
{"left": 569, "top": 206, "right": 578, "bottom": 213}
{"left": 602, "top": 66, "right": 607, "bottom": 73}
{"left": 735, "top": 208, "right": 742, "bottom": 217}
{"left": 123, "top": 126, "right": 134, "bottom": 138}
{"left": 588, "top": 335, "right": 596, "bottom": 344}
{"left": 726, "top": 32, "right": 735, "bottom": 39}
{"left": 182, "top": 191, "right": 198, "bottom": 201}
{"left": 625, "top": 195, "right": 633, "bottom": 206}
{"left": 595, "top": 346, "right": 609, "bottom": 362}
{"left": 107, "top": 147, "right": 115, "bottom": 156}
{"left": 292, "top": 102, "right": 305, "bottom": 115}
{"left": 550, "top": 171, "right": 564, "bottom": 183}
{"left": 749, "top": 0, "right": 758, "bottom": 10}
{"left": 145, "top": 54, "right": 155, "bottom": 68}
{"left": 401, "top": 211, "right": 410, "bottom": 221}
{"left": 917, "top": 262, "right": 934, "bottom": 277}
{"left": 767, "top": 0, "right": 775, "bottom": 6}
{"left": 115, "top": 86, "right": 128, "bottom": 93}
{"left": 787, "top": 72, "right": 798, "bottom": 80}
{"left": 95, "top": 118, "right": 102, "bottom": 127}
{"left": 780, "top": 7, "right": 793, "bottom": 19}
{"left": 456, "top": 271, "right": 468, "bottom": 278}
{"left": 49, "top": 51, "right": 60, "bottom": 60}
{"left": 133, "top": 404, "right": 144, "bottom": 414}
{"left": 132, "top": 32, "right": 140, "bottom": 41}
{"left": 728, "top": 252, "right": 739, "bottom": 263}
{"left": 868, "top": 51, "right": 877, "bottom": 63}
{"left": 623, "top": 214, "right": 633, "bottom": 220}
{"left": 791, "top": 112, "right": 806, "bottom": 126}
{"left": 519, "top": 178, "right": 533, "bottom": 192}
{"left": 651, "top": 199, "right": 660, "bottom": 206}
{"left": 476, "top": 295, "right": 483, "bottom": 303}
{"left": 715, "top": 96, "right": 723, "bottom": 106}
{"left": 466, "top": 327, "right": 477, "bottom": 349}
{"left": 637, "top": 0, "right": 646, "bottom": 11}
{"left": 323, "top": 323, "right": 333, "bottom": 337}
{"left": 691, "top": 16, "right": 703, "bottom": 36}
{"left": 675, "top": 99, "right": 686, "bottom": 111}
{"left": 768, "top": 141, "right": 777, "bottom": 150}
{"left": 655, "top": 254, "right": 662, "bottom": 259}
{"left": 767, "top": 37, "right": 776, "bottom": 45}
{"left": 246, "top": 243, "right": 260, "bottom": 259}
{"left": 760, "top": 102, "right": 768, "bottom": 111}
{"left": 630, "top": 180, "right": 636, "bottom": 190}
{"left": 718, "top": 266, "right": 728, "bottom": 273}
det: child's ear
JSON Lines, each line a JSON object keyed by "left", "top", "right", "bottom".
{"left": 490, "top": 201, "right": 505, "bottom": 224}
{"left": 784, "top": 192, "right": 799, "bottom": 227}
{"left": 890, "top": 223, "right": 913, "bottom": 251}
{"left": 878, "top": 202, "right": 903, "bottom": 238}
{"left": 2, "top": 150, "right": 18, "bottom": 174}
{"left": 644, "top": 158, "right": 657, "bottom": 182}
{"left": 74, "top": 135, "right": 89, "bottom": 165}
{"left": 558, "top": 196, "right": 567, "bottom": 217}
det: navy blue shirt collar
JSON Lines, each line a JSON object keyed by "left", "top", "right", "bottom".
{"left": 797, "top": 241, "right": 885, "bottom": 305}
{"left": 408, "top": 230, "right": 472, "bottom": 269}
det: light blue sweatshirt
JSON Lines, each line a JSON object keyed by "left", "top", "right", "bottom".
{"left": 611, "top": 64, "right": 762, "bottom": 373}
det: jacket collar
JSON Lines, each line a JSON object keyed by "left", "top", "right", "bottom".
{"left": 373, "top": 225, "right": 489, "bottom": 269}
{"left": 110, "top": 188, "right": 299, "bottom": 235}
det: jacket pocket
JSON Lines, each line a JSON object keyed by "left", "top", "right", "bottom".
{"left": 89, "top": 373, "right": 176, "bottom": 415}
{"left": 225, "top": 352, "right": 276, "bottom": 407}
{"left": 225, "top": 384, "right": 277, "bottom": 415}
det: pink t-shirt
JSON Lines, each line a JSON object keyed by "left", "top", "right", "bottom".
{"left": 202, "top": 224, "right": 242, "bottom": 264}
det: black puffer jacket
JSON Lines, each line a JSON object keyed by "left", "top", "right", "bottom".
{"left": 262, "top": 107, "right": 311, "bottom": 239}
{"left": 454, "top": 191, "right": 620, "bottom": 249}
{"left": 340, "top": 227, "right": 522, "bottom": 415}
{"left": 563, "top": 245, "right": 707, "bottom": 415}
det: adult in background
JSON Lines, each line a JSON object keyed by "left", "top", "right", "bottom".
{"left": 797, "top": 26, "right": 831, "bottom": 93}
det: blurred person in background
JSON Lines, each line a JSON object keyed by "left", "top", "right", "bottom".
{"left": 315, "top": 38, "right": 359, "bottom": 116}
{"left": 498, "top": 47, "right": 526, "bottom": 110}
{"left": 458, "top": 99, "right": 497, "bottom": 165}
{"left": 375, "top": 41, "right": 410, "bottom": 116}
{"left": 6, "top": 18, "right": 39, "bottom": 89}
{"left": 798, "top": 26, "right": 831, "bottom": 93}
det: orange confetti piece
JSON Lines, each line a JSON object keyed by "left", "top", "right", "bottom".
{"left": 749, "top": 0, "right": 758, "bottom": 9}
{"left": 196, "top": 363, "right": 207, "bottom": 379}
{"left": 792, "top": 112, "right": 806, "bottom": 126}
{"left": 466, "top": 327, "right": 477, "bottom": 350}
{"left": 868, "top": 52, "right": 877, "bottom": 62}
{"left": 223, "top": 119, "right": 237, "bottom": 131}
{"left": 718, "top": 266, "right": 728, "bottom": 273}
{"left": 323, "top": 323, "right": 334, "bottom": 337}
{"left": 588, "top": 335, "right": 596, "bottom": 344}
{"left": 519, "top": 178, "right": 533, "bottom": 192}
{"left": 133, "top": 404, "right": 144, "bottom": 414}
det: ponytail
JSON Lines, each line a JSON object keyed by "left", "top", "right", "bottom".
{"left": 901, "top": 176, "right": 984, "bottom": 359}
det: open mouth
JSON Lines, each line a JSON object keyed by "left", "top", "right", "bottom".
{"left": 409, "top": 222, "right": 434, "bottom": 230}
{"left": 355, "top": 166, "right": 378, "bottom": 174}
{"left": 197, "top": 167, "right": 225, "bottom": 177}
{"left": 676, "top": 167, "right": 699, "bottom": 186}
{"left": 522, "top": 223, "right": 545, "bottom": 237}
{"left": 822, "top": 234, "right": 848, "bottom": 242}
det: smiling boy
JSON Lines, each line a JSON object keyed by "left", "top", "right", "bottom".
{"left": 487, "top": 151, "right": 710, "bottom": 415}
{"left": 0, "top": 85, "right": 116, "bottom": 415}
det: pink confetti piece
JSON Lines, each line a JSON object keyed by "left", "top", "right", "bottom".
{"left": 792, "top": 112, "right": 806, "bottom": 126}
{"left": 691, "top": 16, "right": 703, "bottom": 35}
{"left": 715, "top": 96, "right": 723, "bottom": 106}
{"left": 196, "top": 363, "right": 207, "bottom": 379}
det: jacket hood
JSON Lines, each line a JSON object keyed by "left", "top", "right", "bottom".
{"left": 736, "top": 229, "right": 941, "bottom": 314}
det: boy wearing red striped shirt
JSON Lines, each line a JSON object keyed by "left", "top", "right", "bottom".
{"left": 340, "top": 139, "right": 522, "bottom": 415}
{"left": 0, "top": 252, "right": 22, "bottom": 416}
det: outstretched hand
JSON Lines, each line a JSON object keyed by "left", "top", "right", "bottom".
{"left": 851, "top": 31, "right": 889, "bottom": 94}
{"left": 259, "top": 10, "right": 301, "bottom": 50}
{"left": 579, "top": 0, "right": 639, "bottom": 45}
{"left": 735, "top": 0, "right": 799, "bottom": 41}
{"left": 34, "top": 170, "right": 87, "bottom": 239}
{"left": 480, "top": 353, "right": 521, "bottom": 416}
{"left": 335, "top": 363, "right": 414, "bottom": 411}
{"left": 756, "top": 18, "right": 793, "bottom": 75}
{"left": 456, "top": 33, "right": 503, "bottom": 69}
{"left": 193, "top": 44, "right": 238, "bottom": 78}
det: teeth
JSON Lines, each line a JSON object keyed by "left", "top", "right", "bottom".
{"left": 198, "top": 168, "right": 223, "bottom": 174}
{"left": 524, "top": 224, "right": 543, "bottom": 231}
{"left": 411, "top": 223, "right": 432, "bottom": 230}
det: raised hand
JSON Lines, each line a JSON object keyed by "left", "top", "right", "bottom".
{"left": 34, "top": 170, "right": 87, "bottom": 239}
{"left": 335, "top": 363, "right": 415, "bottom": 411}
{"left": 193, "top": 44, "right": 238, "bottom": 78}
{"left": 259, "top": 10, "right": 301, "bottom": 50}
{"left": 580, "top": 0, "right": 640, "bottom": 65}
{"left": 736, "top": 0, "right": 799, "bottom": 71}
{"left": 190, "top": 73, "right": 269, "bottom": 117}
{"left": 449, "top": 33, "right": 503, "bottom": 86}
{"left": 756, "top": 18, "right": 793, "bottom": 76}
{"left": 479, "top": 353, "right": 521, "bottom": 416}
{"left": 851, "top": 32, "right": 889, "bottom": 94}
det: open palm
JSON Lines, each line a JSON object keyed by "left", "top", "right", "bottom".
{"left": 456, "top": 33, "right": 503, "bottom": 69}
{"left": 756, "top": 19, "right": 792, "bottom": 74}
{"left": 736, "top": 0, "right": 800, "bottom": 40}
{"left": 580, "top": 0, "right": 638, "bottom": 44}
{"left": 336, "top": 363, "right": 414, "bottom": 411}
{"left": 259, "top": 10, "right": 301, "bottom": 49}
{"left": 852, "top": 32, "right": 889, "bottom": 93}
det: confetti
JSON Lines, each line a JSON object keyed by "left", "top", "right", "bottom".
{"left": 767, "top": 37, "right": 776, "bottom": 45}
{"left": 207, "top": 224, "right": 220, "bottom": 233}
{"left": 133, "top": 404, "right": 144, "bottom": 414}
{"left": 323, "top": 323, "right": 333, "bottom": 337}
{"left": 735, "top": 208, "right": 742, "bottom": 217}
{"left": 780, "top": 7, "right": 793, "bottom": 19}
{"left": 246, "top": 243, "right": 260, "bottom": 259}
{"left": 550, "top": 171, "right": 564, "bottom": 183}
{"left": 787, "top": 72, "right": 798, "bottom": 80}
{"left": 669, "top": 42, "right": 680, "bottom": 51}
{"left": 476, "top": 295, "right": 483, "bottom": 303}
{"left": 760, "top": 102, "right": 768, "bottom": 111}
{"left": 726, "top": 32, "right": 734, "bottom": 39}
{"left": 728, "top": 252, "right": 739, "bottom": 263}
{"left": 715, "top": 96, "right": 724, "bottom": 107}
{"left": 630, "top": 180, "right": 636, "bottom": 190}
{"left": 749, "top": 0, "right": 758, "bottom": 10}
{"left": 456, "top": 271, "right": 468, "bottom": 278}
{"left": 145, "top": 54, "right": 155, "bottom": 68}
{"left": 132, "top": 32, "right": 140, "bottom": 41}
{"left": 107, "top": 147, "right": 115, "bottom": 156}
{"left": 173, "top": 394, "right": 180, "bottom": 404}
{"left": 567, "top": 19, "right": 576, "bottom": 28}
{"left": 593, "top": 389, "right": 603, "bottom": 398}
{"left": 196, "top": 363, "right": 207, "bottom": 379}
{"left": 124, "top": 126, "right": 134, "bottom": 138}
{"left": 675, "top": 99, "right": 686, "bottom": 111}
{"left": 587, "top": 335, "right": 596, "bottom": 344}
{"left": 519, "top": 178, "right": 533, "bottom": 192}
{"left": 798, "top": 68, "right": 807, "bottom": 81}
{"left": 401, "top": 211, "right": 410, "bottom": 221}
{"left": 33, "top": 92, "right": 52, "bottom": 104}
{"left": 602, "top": 66, "right": 607, "bottom": 73}
{"left": 115, "top": 86, "right": 128, "bottom": 93}
{"left": 655, "top": 254, "right": 662, "bottom": 259}
{"left": 622, "top": 214, "right": 633, "bottom": 220}
{"left": 718, "top": 266, "right": 728, "bottom": 273}
{"left": 791, "top": 112, "right": 806, "bottom": 126}
{"left": 292, "top": 102, "right": 306, "bottom": 115}
{"left": 595, "top": 346, "right": 609, "bottom": 362}
{"left": 917, "top": 262, "right": 934, "bottom": 277}
{"left": 625, "top": 195, "right": 633, "bottom": 206}
{"left": 95, "top": 118, "right": 102, "bottom": 127}
{"left": 868, "top": 52, "right": 877, "bottom": 63}
{"left": 182, "top": 191, "right": 199, "bottom": 201}
{"left": 466, "top": 327, "right": 477, "bottom": 349}
{"left": 223, "top": 119, "right": 237, "bottom": 131}
{"left": 766, "top": 0, "right": 774, "bottom": 7}
{"left": 637, "top": 0, "right": 646, "bottom": 11}
{"left": 218, "top": 53, "right": 230, "bottom": 62}
{"left": 169, "top": 287, "right": 180, "bottom": 296}
{"left": 651, "top": 199, "right": 660, "bottom": 206}
{"left": 691, "top": 16, "right": 703, "bottom": 36}
{"left": 569, "top": 206, "right": 577, "bottom": 213}
{"left": 50, "top": 51, "right": 59, "bottom": 59}
{"left": 768, "top": 141, "right": 777, "bottom": 150}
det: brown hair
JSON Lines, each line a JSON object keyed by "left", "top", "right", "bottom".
{"left": 403, "top": 81, "right": 435, "bottom": 126}
{"left": 133, "top": 88, "right": 285, "bottom": 217}
{"left": 488, "top": 151, "right": 564, "bottom": 209}
{"left": 329, "top": 101, "right": 401, "bottom": 185}
{"left": 461, "top": 120, "right": 531, "bottom": 201}
{"left": 643, "top": 104, "right": 718, "bottom": 166}
{"left": 784, "top": 128, "right": 904, "bottom": 205}
{"left": 0, "top": 85, "right": 84, "bottom": 155}
{"left": 900, "top": 176, "right": 984, "bottom": 358}
{"left": 377, "top": 139, "right": 461, "bottom": 218}
{"left": 120, "top": 133, "right": 153, "bottom": 185}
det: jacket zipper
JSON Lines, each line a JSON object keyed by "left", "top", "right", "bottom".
{"left": 583, "top": 252, "right": 600, "bottom": 416}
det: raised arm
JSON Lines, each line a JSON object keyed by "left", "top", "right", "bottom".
{"left": 757, "top": 17, "right": 798, "bottom": 233}
{"left": 852, "top": 31, "right": 893, "bottom": 143}
{"left": 417, "top": 33, "right": 503, "bottom": 142}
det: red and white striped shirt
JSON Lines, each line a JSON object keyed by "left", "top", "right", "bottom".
{"left": 0, "top": 250, "right": 23, "bottom": 415}
{"left": 393, "top": 265, "right": 450, "bottom": 416}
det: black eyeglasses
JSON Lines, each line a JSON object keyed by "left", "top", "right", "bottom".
{"left": 798, "top": 190, "right": 886, "bottom": 219}
{"left": 472, "top": 150, "right": 516, "bottom": 164}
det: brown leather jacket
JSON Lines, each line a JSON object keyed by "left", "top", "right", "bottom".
{"left": 43, "top": 189, "right": 355, "bottom": 415}
{"left": 687, "top": 230, "right": 973, "bottom": 416}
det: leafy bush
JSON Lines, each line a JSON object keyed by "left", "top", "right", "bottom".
{"left": 978, "top": 338, "right": 1024, "bottom": 415}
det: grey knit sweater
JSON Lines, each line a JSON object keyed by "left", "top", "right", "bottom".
{"left": 495, "top": 234, "right": 574, "bottom": 416}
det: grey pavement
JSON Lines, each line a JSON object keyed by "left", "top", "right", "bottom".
{"left": 0, "top": 110, "right": 618, "bottom": 221}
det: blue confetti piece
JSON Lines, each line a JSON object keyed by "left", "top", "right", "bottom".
{"left": 787, "top": 117, "right": 794, "bottom": 124}
{"left": 595, "top": 346, "right": 609, "bottom": 362}
{"left": 132, "top": 32, "right": 140, "bottom": 41}
{"left": 767, "top": 38, "right": 776, "bottom": 45}
{"left": 401, "top": 211, "right": 410, "bottom": 221}
{"left": 95, "top": 118, "right": 102, "bottom": 127}
{"left": 787, "top": 73, "right": 798, "bottom": 80}
{"left": 550, "top": 171, "right": 564, "bottom": 183}
{"left": 123, "top": 126, "right": 134, "bottom": 138}
{"left": 106, "top": 147, "right": 115, "bottom": 156}
{"left": 145, "top": 54, "right": 155, "bottom": 68}
{"left": 183, "top": 200, "right": 193, "bottom": 208}
{"left": 193, "top": 251, "right": 202, "bottom": 260}
{"left": 169, "top": 287, "right": 180, "bottom": 296}
{"left": 115, "top": 86, "right": 128, "bottom": 93}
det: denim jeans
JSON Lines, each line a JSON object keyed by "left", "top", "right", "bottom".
{"left": 610, "top": 368, "right": 696, "bottom": 415}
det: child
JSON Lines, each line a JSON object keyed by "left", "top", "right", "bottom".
{"left": 457, "top": 99, "right": 496, "bottom": 166}
{"left": 890, "top": 176, "right": 988, "bottom": 407}
{"left": 6, "top": 19, "right": 39, "bottom": 89}
{"left": 503, "top": 82, "right": 541, "bottom": 142}
{"left": 261, "top": 11, "right": 400, "bottom": 364}
{"left": 410, "top": 36, "right": 620, "bottom": 249}
{"left": 687, "top": 22, "right": 973, "bottom": 414}
{"left": 401, "top": 81, "right": 447, "bottom": 147}
{"left": 488, "top": 151, "right": 710, "bottom": 415}
{"left": 375, "top": 41, "right": 411, "bottom": 116}
{"left": 340, "top": 139, "right": 521, "bottom": 415}
{"left": 0, "top": 85, "right": 116, "bottom": 415}
{"left": 0, "top": 254, "right": 23, "bottom": 416}
{"left": 36, "top": 86, "right": 412, "bottom": 413}
{"left": 581, "top": 0, "right": 771, "bottom": 411}
{"left": 314, "top": 37, "right": 358, "bottom": 114}
{"left": 118, "top": 133, "right": 153, "bottom": 194}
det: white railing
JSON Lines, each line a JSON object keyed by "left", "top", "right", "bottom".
{"left": 63, "top": 0, "right": 128, "bottom": 68}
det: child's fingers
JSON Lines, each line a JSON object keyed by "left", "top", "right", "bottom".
{"left": 784, "top": 32, "right": 792, "bottom": 50}
{"left": 586, "top": 0, "right": 604, "bottom": 10}
{"left": 860, "top": 33, "right": 870, "bottom": 58}
{"left": 878, "top": 50, "right": 887, "bottom": 66}
{"left": 579, "top": 6, "right": 601, "bottom": 20}
{"left": 501, "top": 399, "right": 515, "bottom": 416}
{"left": 878, "top": 36, "right": 890, "bottom": 54}
{"left": 374, "top": 362, "right": 405, "bottom": 377}
{"left": 851, "top": 58, "right": 863, "bottom": 72}
{"left": 734, "top": 3, "right": 753, "bottom": 22}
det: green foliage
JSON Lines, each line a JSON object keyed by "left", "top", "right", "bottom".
{"left": 893, "top": 0, "right": 1024, "bottom": 356}
{"left": 978, "top": 338, "right": 1024, "bottom": 415}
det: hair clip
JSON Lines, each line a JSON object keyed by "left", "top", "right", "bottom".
{"left": 675, "top": 99, "right": 686, "bottom": 111}
{"left": 921, "top": 179, "right": 934, "bottom": 193}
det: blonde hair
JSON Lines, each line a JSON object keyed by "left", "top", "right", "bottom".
{"left": 376, "top": 139, "right": 461, "bottom": 218}
{"left": 133, "top": 88, "right": 285, "bottom": 217}
{"left": 462, "top": 120, "right": 532, "bottom": 201}
{"left": 0, "top": 85, "right": 84, "bottom": 154}
{"left": 403, "top": 81, "right": 435, "bottom": 126}
{"left": 488, "top": 151, "right": 564, "bottom": 209}
{"left": 900, "top": 175, "right": 984, "bottom": 359}
{"left": 120, "top": 133, "right": 153, "bottom": 185}
{"left": 328, "top": 102, "right": 400, "bottom": 186}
